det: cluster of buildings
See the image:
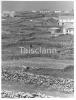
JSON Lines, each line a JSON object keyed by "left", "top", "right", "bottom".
{"left": 47, "top": 9, "right": 74, "bottom": 36}
{"left": 36, "top": 9, "right": 74, "bottom": 35}
{"left": 48, "top": 15, "right": 74, "bottom": 36}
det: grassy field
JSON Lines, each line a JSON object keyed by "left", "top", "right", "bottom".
{"left": 1, "top": 11, "right": 74, "bottom": 98}
{"left": 2, "top": 57, "right": 73, "bottom": 69}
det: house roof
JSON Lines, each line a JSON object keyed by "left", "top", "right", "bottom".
{"left": 63, "top": 23, "right": 74, "bottom": 28}
{"left": 59, "top": 16, "right": 74, "bottom": 20}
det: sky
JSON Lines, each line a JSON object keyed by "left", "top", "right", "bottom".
{"left": 2, "top": 1, "right": 74, "bottom": 12}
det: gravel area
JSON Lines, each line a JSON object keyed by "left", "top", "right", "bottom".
{"left": 1, "top": 67, "right": 74, "bottom": 98}
{"left": 1, "top": 90, "right": 53, "bottom": 98}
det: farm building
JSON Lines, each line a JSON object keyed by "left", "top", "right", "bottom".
{"left": 48, "top": 27, "right": 62, "bottom": 36}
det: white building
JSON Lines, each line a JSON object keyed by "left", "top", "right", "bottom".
{"left": 54, "top": 10, "right": 61, "bottom": 13}
{"left": 39, "top": 9, "right": 50, "bottom": 14}
{"left": 32, "top": 10, "right": 36, "bottom": 13}
{"left": 48, "top": 27, "right": 62, "bottom": 36}
{"left": 58, "top": 16, "right": 74, "bottom": 24}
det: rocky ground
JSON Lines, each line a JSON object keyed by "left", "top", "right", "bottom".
{"left": 1, "top": 66, "right": 74, "bottom": 98}
{"left": 1, "top": 90, "right": 54, "bottom": 98}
